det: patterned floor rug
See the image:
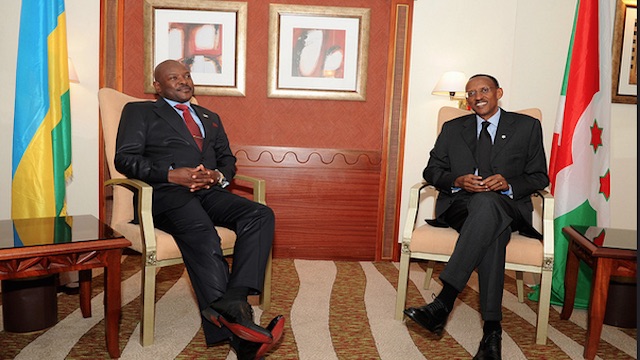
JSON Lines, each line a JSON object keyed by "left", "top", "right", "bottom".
{"left": 0, "top": 253, "right": 636, "bottom": 359}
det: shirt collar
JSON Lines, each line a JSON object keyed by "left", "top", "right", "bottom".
{"left": 476, "top": 107, "right": 501, "bottom": 128}
{"left": 164, "top": 97, "right": 192, "bottom": 112}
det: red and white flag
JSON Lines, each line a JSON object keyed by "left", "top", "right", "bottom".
{"left": 548, "top": 0, "right": 612, "bottom": 307}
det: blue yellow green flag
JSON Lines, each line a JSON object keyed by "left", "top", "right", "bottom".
{"left": 12, "top": 0, "right": 73, "bottom": 219}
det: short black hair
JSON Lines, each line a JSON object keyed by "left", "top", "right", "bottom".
{"left": 469, "top": 74, "right": 500, "bottom": 88}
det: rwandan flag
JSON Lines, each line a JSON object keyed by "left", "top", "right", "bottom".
{"left": 544, "top": 0, "right": 612, "bottom": 308}
{"left": 12, "top": 0, "right": 72, "bottom": 220}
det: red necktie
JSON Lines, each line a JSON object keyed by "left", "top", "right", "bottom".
{"left": 175, "top": 104, "right": 203, "bottom": 150}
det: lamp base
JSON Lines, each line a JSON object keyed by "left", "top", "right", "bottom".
{"left": 454, "top": 98, "right": 468, "bottom": 110}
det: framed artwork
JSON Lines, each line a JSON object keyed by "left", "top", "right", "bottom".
{"left": 143, "top": 0, "right": 247, "bottom": 96}
{"left": 267, "top": 4, "right": 370, "bottom": 101}
{"left": 612, "top": 0, "right": 637, "bottom": 104}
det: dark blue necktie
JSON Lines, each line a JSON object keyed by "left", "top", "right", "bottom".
{"left": 476, "top": 121, "right": 492, "bottom": 178}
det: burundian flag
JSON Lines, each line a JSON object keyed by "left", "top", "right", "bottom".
{"left": 547, "top": 0, "right": 612, "bottom": 308}
{"left": 12, "top": 0, "right": 72, "bottom": 219}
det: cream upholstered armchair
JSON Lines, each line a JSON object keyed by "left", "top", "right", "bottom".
{"left": 97, "top": 87, "right": 271, "bottom": 346}
{"left": 395, "top": 106, "right": 554, "bottom": 345}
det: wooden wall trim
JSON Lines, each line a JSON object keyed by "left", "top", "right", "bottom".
{"left": 378, "top": 1, "right": 414, "bottom": 261}
{"left": 100, "top": 0, "right": 124, "bottom": 90}
{"left": 99, "top": 0, "right": 124, "bottom": 224}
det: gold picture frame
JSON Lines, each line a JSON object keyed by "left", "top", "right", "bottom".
{"left": 267, "top": 4, "right": 370, "bottom": 101}
{"left": 143, "top": 0, "right": 247, "bottom": 96}
{"left": 612, "top": 0, "right": 637, "bottom": 104}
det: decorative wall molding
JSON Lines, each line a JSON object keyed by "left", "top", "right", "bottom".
{"left": 234, "top": 145, "right": 382, "bottom": 170}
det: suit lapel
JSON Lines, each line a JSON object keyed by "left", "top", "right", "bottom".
{"left": 154, "top": 99, "right": 202, "bottom": 151}
{"left": 492, "top": 111, "right": 516, "bottom": 160}
{"left": 193, "top": 105, "right": 216, "bottom": 150}
{"left": 462, "top": 115, "right": 478, "bottom": 156}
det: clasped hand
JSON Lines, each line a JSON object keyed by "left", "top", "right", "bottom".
{"left": 168, "top": 164, "right": 221, "bottom": 192}
{"left": 455, "top": 174, "right": 508, "bottom": 193}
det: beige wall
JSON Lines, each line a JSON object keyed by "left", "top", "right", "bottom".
{"left": 1, "top": 1, "right": 636, "bottom": 232}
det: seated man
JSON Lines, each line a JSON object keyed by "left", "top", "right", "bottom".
{"left": 115, "top": 59, "right": 283, "bottom": 359}
{"left": 404, "top": 74, "right": 549, "bottom": 360}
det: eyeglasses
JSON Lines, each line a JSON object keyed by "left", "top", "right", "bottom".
{"left": 465, "top": 86, "right": 495, "bottom": 98}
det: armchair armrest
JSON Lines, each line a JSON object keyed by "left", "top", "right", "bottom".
{"left": 535, "top": 189, "right": 555, "bottom": 269}
{"left": 233, "top": 174, "right": 266, "bottom": 205}
{"left": 105, "top": 178, "right": 158, "bottom": 255}
{"left": 402, "top": 181, "right": 433, "bottom": 244}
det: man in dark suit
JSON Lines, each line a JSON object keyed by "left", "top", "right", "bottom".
{"left": 115, "top": 59, "right": 283, "bottom": 359}
{"left": 404, "top": 74, "right": 549, "bottom": 360}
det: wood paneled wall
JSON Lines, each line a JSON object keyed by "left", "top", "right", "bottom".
{"left": 99, "top": 0, "right": 413, "bottom": 261}
{"left": 233, "top": 145, "right": 381, "bottom": 260}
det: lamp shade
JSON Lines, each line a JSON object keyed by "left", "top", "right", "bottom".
{"left": 432, "top": 71, "right": 466, "bottom": 97}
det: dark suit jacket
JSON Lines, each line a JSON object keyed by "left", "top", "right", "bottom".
{"left": 423, "top": 109, "right": 549, "bottom": 236}
{"left": 114, "top": 98, "right": 237, "bottom": 215}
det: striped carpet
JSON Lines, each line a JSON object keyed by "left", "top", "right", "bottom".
{"left": 0, "top": 253, "right": 636, "bottom": 359}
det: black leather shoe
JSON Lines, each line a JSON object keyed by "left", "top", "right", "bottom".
{"left": 403, "top": 298, "right": 450, "bottom": 336}
{"left": 473, "top": 329, "right": 502, "bottom": 360}
{"left": 202, "top": 300, "right": 273, "bottom": 344}
{"left": 231, "top": 336, "right": 261, "bottom": 360}
{"left": 231, "top": 315, "right": 285, "bottom": 360}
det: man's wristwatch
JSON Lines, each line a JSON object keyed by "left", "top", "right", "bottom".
{"left": 214, "top": 169, "right": 230, "bottom": 188}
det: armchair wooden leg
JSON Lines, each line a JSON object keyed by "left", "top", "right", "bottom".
{"left": 535, "top": 269, "right": 552, "bottom": 345}
{"left": 424, "top": 261, "right": 435, "bottom": 290}
{"left": 141, "top": 263, "right": 158, "bottom": 346}
{"left": 515, "top": 271, "right": 524, "bottom": 303}
{"left": 395, "top": 253, "right": 411, "bottom": 320}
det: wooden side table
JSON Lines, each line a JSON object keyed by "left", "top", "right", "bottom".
{"left": 560, "top": 225, "right": 637, "bottom": 360}
{"left": 0, "top": 215, "right": 131, "bottom": 358}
